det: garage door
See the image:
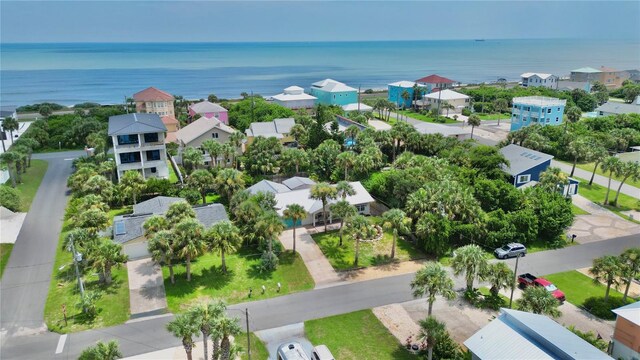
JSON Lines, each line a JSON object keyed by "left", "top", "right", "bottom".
{"left": 125, "top": 241, "right": 150, "bottom": 260}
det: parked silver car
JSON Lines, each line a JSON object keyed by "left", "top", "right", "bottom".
{"left": 494, "top": 243, "right": 527, "bottom": 259}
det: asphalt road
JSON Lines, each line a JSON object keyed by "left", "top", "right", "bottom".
{"left": 0, "top": 153, "right": 75, "bottom": 341}
{"left": 3, "top": 233, "right": 638, "bottom": 360}
{"left": 552, "top": 160, "right": 640, "bottom": 199}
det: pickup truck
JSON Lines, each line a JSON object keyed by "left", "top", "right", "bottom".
{"left": 517, "top": 273, "right": 566, "bottom": 302}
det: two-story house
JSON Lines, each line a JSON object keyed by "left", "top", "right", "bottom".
{"left": 598, "top": 66, "right": 630, "bottom": 89}
{"left": 188, "top": 101, "right": 229, "bottom": 124}
{"left": 510, "top": 96, "right": 566, "bottom": 131}
{"left": 388, "top": 81, "right": 427, "bottom": 109}
{"left": 520, "top": 73, "right": 559, "bottom": 89}
{"left": 570, "top": 67, "right": 602, "bottom": 82}
{"left": 108, "top": 113, "right": 169, "bottom": 180}
{"left": 175, "top": 116, "right": 237, "bottom": 166}
{"left": 309, "top": 79, "right": 358, "bottom": 106}
{"left": 415, "top": 74, "right": 455, "bottom": 93}
{"left": 133, "top": 87, "right": 175, "bottom": 117}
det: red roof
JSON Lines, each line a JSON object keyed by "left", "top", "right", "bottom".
{"left": 133, "top": 87, "right": 174, "bottom": 101}
{"left": 415, "top": 74, "right": 455, "bottom": 84}
{"left": 161, "top": 115, "right": 179, "bottom": 125}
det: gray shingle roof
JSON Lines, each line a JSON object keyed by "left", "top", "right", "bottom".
{"left": 245, "top": 118, "right": 295, "bottom": 138}
{"left": 499, "top": 144, "right": 554, "bottom": 176}
{"left": 108, "top": 113, "right": 167, "bottom": 136}
{"left": 282, "top": 177, "right": 316, "bottom": 190}
{"left": 595, "top": 101, "right": 640, "bottom": 115}
{"left": 246, "top": 180, "right": 291, "bottom": 195}
{"left": 133, "top": 196, "right": 184, "bottom": 215}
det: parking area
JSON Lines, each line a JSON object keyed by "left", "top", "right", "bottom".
{"left": 126, "top": 258, "right": 167, "bottom": 317}
{"left": 255, "top": 323, "right": 314, "bottom": 360}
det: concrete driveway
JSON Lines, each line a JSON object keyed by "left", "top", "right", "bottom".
{"left": 255, "top": 323, "right": 314, "bottom": 360}
{"left": 127, "top": 258, "right": 167, "bottom": 317}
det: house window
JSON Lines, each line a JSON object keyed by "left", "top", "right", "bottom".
{"left": 547, "top": 109, "right": 551, "bottom": 113}
{"left": 117, "top": 134, "right": 138, "bottom": 145}
{"left": 146, "top": 150, "right": 161, "bottom": 161}
{"left": 119, "top": 152, "right": 141, "bottom": 164}
{"left": 517, "top": 174, "right": 531, "bottom": 183}
{"left": 144, "top": 133, "right": 159, "bottom": 143}
{"left": 211, "top": 132, "right": 219, "bottom": 139}
{"left": 355, "top": 204, "right": 366, "bottom": 213}
{"left": 556, "top": 117, "right": 559, "bottom": 121}
{"left": 150, "top": 167, "right": 157, "bottom": 173}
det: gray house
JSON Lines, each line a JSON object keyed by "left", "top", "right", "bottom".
{"left": 112, "top": 196, "right": 228, "bottom": 259}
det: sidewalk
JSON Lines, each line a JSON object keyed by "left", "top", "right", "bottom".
{"left": 552, "top": 160, "right": 640, "bottom": 200}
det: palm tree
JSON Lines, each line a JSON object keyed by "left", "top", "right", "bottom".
{"left": 120, "top": 170, "right": 146, "bottom": 204}
{"left": 221, "top": 143, "right": 236, "bottom": 168}
{"left": 166, "top": 313, "right": 199, "bottom": 360}
{"left": 202, "top": 139, "right": 223, "bottom": 168}
{"left": 310, "top": 182, "right": 338, "bottom": 232}
{"left": 216, "top": 315, "right": 243, "bottom": 360}
{"left": 442, "top": 101, "right": 455, "bottom": 117}
{"left": 148, "top": 230, "right": 178, "bottom": 284}
{"left": 255, "top": 211, "right": 285, "bottom": 256}
{"left": 283, "top": 203, "right": 306, "bottom": 253}
{"left": 467, "top": 114, "right": 481, "bottom": 139}
{"left": 418, "top": 316, "right": 447, "bottom": 360}
{"left": 76, "top": 208, "right": 110, "bottom": 236}
{"left": 568, "top": 138, "right": 590, "bottom": 177}
{"left": 143, "top": 215, "right": 169, "bottom": 237}
{"left": 207, "top": 220, "right": 242, "bottom": 274}
{"left": 600, "top": 156, "right": 621, "bottom": 205}
{"left": 565, "top": 106, "right": 582, "bottom": 132}
{"left": 83, "top": 174, "right": 114, "bottom": 201}
{"left": 492, "top": 98, "right": 509, "bottom": 125}
{"left": 335, "top": 151, "right": 357, "bottom": 180}
{"left": 587, "top": 145, "right": 608, "bottom": 186}
{"left": 88, "top": 240, "right": 128, "bottom": 284}
{"left": 612, "top": 162, "right": 640, "bottom": 206}
{"left": 1, "top": 117, "right": 19, "bottom": 145}
{"left": 279, "top": 148, "right": 308, "bottom": 175}
{"left": 0, "top": 151, "right": 20, "bottom": 187}
{"left": 188, "top": 300, "right": 226, "bottom": 360}
{"left": 289, "top": 123, "right": 308, "bottom": 147}
{"left": 166, "top": 201, "right": 196, "bottom": 224}
{"left": 182, "top": 146, "right": 204, "bottom": 174}
{"left": 335, "top": 180, "right": 355, "bottom": 199}
{"left": 214, "top": 168, "right": 245, "bottom": 203}
{"left": 174, "top": 218, "right": 206, "bottom": 282}
{"left": 517, "top": 286, "right": 561, "bottom": 317}
{"left": 347, "top": 214, "right": 372, "bottom": 267}
{"left": 481, "top": 262, "right": 514, "bottom": 297}
{"left": 538, "top": 167, "right": 569, "bottom": 192}
{"left": 390, "top": 121, "right": 416, "bottom": 162}
{"left": 411, "top": 262, "right": 456, "bottom": 316}
{"left": 329, "top": 200, "right": 357, "bottom": 246}
{"left": 79, "top": 340, "right": 122, "bottom": 360}
{"left": 98, "top": 159, "right": 116, "bottom": 182}
{"left": 451, "top": 244, "right": 489, "bottom": 292}
{"left": 382, "top": 208, "right": 410, "bottom": 259}
{"left": 187, "top": 169, "right": 214, "bottom": 204}
{"left": 619, "top": 248, "right": 640, "bottom": 302}
{"left": 590, "top": 255, "right": 622, "bottom": 302}
{"left": 400, "top": 90, "right": 411, "bottom": 110}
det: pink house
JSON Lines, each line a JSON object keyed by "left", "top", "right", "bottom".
{"left": 188, "top": 101, "right": 229, "bottom": 124}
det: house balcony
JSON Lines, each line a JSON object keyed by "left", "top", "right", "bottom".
{"left": 115, "top": 142, "right": 141, "bottom": 151}
{"left": 142, "top": 159, "right": 166, "bottom": 169}
{"left": 118, "top": 161, "right": 143, "bottom": 171}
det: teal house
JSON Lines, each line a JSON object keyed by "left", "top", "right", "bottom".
{"left": 309, "top": 79, "right": 358, "bottom": 106}
{"left": 388, "top": 81, "right": 427, "bottom": 108}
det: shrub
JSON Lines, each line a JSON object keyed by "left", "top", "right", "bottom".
{"left": 582, "top": 296, "right": 628, "bottom": 320}
{"left": 461, "top": 108, "right": 471, "bottom": 116}
{"left": 259, "top": 251, "right": 279, "bottom": 272}
{"left": 0, "top": 186, "right": 22, "bottom": 212}
{"left": 463, "top": 288, "right": 481, "bottom": 305}
{"left": 364, "top": 89, "right": 374, "bottom": 94}
{"left": 567, "top": 325, "right": 608, "bottom": 352}
{"left": 480, "top": 293, "right": 506, "bottom": 311}
{"left": 178, "top": 188, "right": 200, "bottom": 205}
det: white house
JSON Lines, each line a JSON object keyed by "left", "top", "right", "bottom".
{"left": 520, "top": 73, "right": 559, "bottom": 89}
{"left": 108, "top": 113, "right": 169, "bottom": 180}
{"left": 412, "top": 122, "right": 471, "bottom": 140}
{"left": 414, "top": 89, "right": 470, "bottom": 113}
{"left": 270, "top": 86, "right": 317, "bottom": 109}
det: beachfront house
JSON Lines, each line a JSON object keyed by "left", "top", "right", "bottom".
{"left": 245, "top": 117, "right": 296, "bottom": 147}
{"left": 414, "top": 89, "right": 470, "bottom": 114}
{"left": 309, "top": 79, "right": 358, "bottom": 106}
{"left": 520, "top": 73, "right": 559, "bottom": 89}
{"left": 464, "top": 308, "right": 612, "bottom": 360}
{"left": 108, "top": 113, "right": 169, "bottom": 180}
{"left": 112, "top": 196, "right": 228, "bottom": 259}
{"left": 175, "top": 116, "right": 237, "bottom": 166}
{"left": 0, "top": 106, "right": 17, "bottom": 121}
{"left": 269, "top": 86, "right": 317, "bottom": 110}
{"left": 570, "top": 67, "right": 602, "bottom": 83}
{"left": 598, "top": 66, "right": 630, "bottom": 89}
{"left": 557, "top": 80, "right": 592, "bottom": 92}
{"left": 133, "top": 87, "right": 175, "bottom": 117}
{"left": 188, "top": 101, "right": 229, "bottom": 124}
{"left": 388, "top": 81, "right": 427, "bottom": 109}
{"left": 246, "top": 177, "right": 374, "bottom": 227}
{"left": 611, "top": 301, "right": 640, "bottom": 360}
{"left": 510, "top": 96, "right": 566, "bottom": 131}
{"left": 414, "top": 74, "right": 455, "bottom": 93}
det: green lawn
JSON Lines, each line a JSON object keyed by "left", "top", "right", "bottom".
{"left": 305, "top": 309, "right": 416, "bottom": 360}
{"left": 559, "top": 160, "right": 640, "bottom": 189}
{"left": 167, "top": 160, "right": 179, "bottom": 183}
{"left": 44, "top": 218, "right": 130, "bottom": 333}
{"left": 397, "top": 110, "right": 458, "bottom": 124}
{"left": 574, "top": 178, "right": 639, "bottom": 221}
{"left": 237, "top": 333, "right": 269, "bottom": 360}
{"left": 477, "top": 113, "right": 510, "bottom": 121}
{"left": 572, "top": 204, "right": 590, "bottom": 215}
{"left": 199, "top": 193, "right": 221, "bottom": 205}
{"left": 545, "top": 270, "right": 630, "bottom": 306}
{"left": 12, "top": 159, "right": 48, "bottom": 211}
{"left": 0, "top": 243, "right": 14, "bottom": 278}
{"left": 311, "top": 223, "right": 425, "bottom": 270}
{"left": 163, "top": 248, "right": 314, "bottom": 313}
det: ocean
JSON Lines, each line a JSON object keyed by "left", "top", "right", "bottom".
{"left": 1, "top": 39, "right": 639, "bottom": 107}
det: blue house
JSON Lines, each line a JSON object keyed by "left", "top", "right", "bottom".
{"left": 499, "top": 144, "right": 579, "bottom": 195}
{"left": 309, "top": 79, "right": 358, "bottom": 106}
{"left": 388, "top": 81, "right": 426, "bottom": 109}
{"left": 510, "top": 96, "right": 566, "bottom": 132}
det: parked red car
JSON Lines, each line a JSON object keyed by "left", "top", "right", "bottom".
{"left": 518, "top": 273, "right": 566, "bottom": 302}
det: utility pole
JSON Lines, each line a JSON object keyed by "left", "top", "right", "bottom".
{"left": 250, "top": 90, "right": 254, "bottom": 124}
{"left": 509, "top": 253, "right": 523, "bottom": 309}
{"left": 68, "top": 235, "right": 85, "bottom": 298}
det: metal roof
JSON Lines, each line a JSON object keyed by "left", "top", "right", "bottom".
{"left": 311, "top": 79, "right": 357, "bottom": 92}
{"left": 246, "top": 180, "right": 292, "bottom": 195}
{"left": 521, "top": 73, "right": 557, "bottom": 79}
{"left": 108, "top": 113, "right": 167, "bottom": 136}
{"left": 245, "top": 118, "right": 295, "bottom": 138}
{"left": 513, "top": 96, "right": 566, "bottom": 107}
{"left": 571, "top": 67, "right": 602, "bottom": 73}
{"left": 274, "top": 181, "right": 374, "bottom": 216}
{"left": 499, "top": 144, "right": 554, "bottom": 176}
{"left": 412, "top": 122, "right": 471, "bottom": 137}
{"left": 282, "top": 177, "right": 316, "bottom": 190}
{"left": 612, "top": 301, "right": 640, "bottom": 326}
{"left": 388, "top": 80, "right": 421, "bottom": 88}
{"left": 423, "top": 89, "right": 469, "bottom": 101}
{"left": 464, "top": 308, "right": 613, "bottom": 360}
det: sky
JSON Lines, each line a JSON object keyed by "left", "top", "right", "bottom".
{"left": 1, "top": 1, "right": 639, "bottom": 43}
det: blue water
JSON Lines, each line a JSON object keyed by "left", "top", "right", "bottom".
{"left": 1, "top": 39, "right": 639, "bottom": 106}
